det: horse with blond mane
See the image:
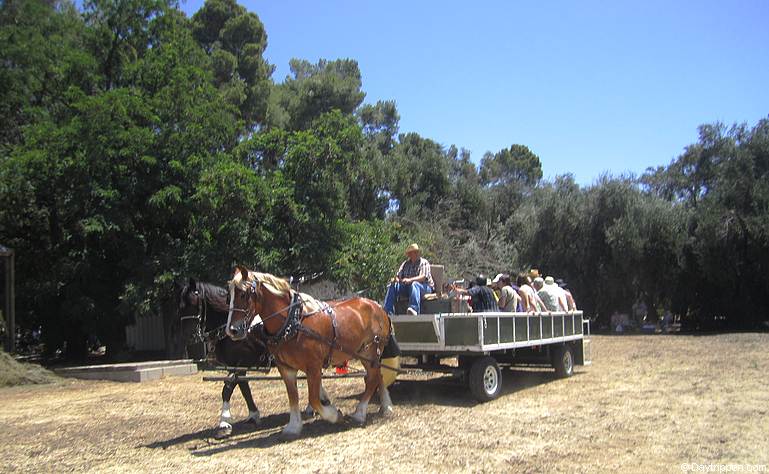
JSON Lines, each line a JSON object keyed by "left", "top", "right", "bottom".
{"left": 225, "top": 265, "right": 394, "bottom": 437}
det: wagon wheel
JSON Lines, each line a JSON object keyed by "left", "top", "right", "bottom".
{"left": 552, "top": 344, "right": 574, "bottom": 378}
{"left": 468, "top": 356, "right": 502, "bottom": 402}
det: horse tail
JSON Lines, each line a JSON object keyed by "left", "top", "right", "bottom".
{"left": 372, "top": 301, "right": 400, "bottom": 361}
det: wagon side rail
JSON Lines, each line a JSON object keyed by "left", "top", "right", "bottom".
{"left": 391, "top": 310, "right": 586, "bottom": 354}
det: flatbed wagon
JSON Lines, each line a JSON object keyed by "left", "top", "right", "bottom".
{"left": 390, "top": 310, "right": 591, "bottom": 401}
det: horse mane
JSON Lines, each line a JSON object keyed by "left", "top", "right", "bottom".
{"left": 230, "top": 269, "right": 327, "bottom": 312}
{"left": 230, "top": 270, "right": 292, "bottom": 297}
{"left": 194, "top": 281, "right": 228, "bottom": 300}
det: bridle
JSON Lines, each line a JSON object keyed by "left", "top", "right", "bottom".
{"left": 229, "top": 280, "right": 306, "bottom": 337}
{"left": 180, "top": 285, "right": 228, "bottom": 345}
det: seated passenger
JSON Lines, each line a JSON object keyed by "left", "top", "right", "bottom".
{"left": 453, "top": 275, "right": 499, "bottom": 312}
{"left": 534, "top": 276, "right": 567, "bottom": 312}
{"left": 556, "top": 278, "right": 578, "bottom": 311}
{"left": 517, "top": 273, "right": 546, "bottom": 313}
{"left": 493, "top": 273, "right": 521, "bottom": 312}
{"left": 383, "top": 243, "right": 434, "bottom": 315}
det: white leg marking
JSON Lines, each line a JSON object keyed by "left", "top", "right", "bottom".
{"left": 379, "top": 385, "right": 394, "bottom": 416}
{"left": 319, "top": 403, "right": 340, "bottom": 423}
{"left": 218, "top": 400, "right": 233, "bottom": 429}
{"left": 350, "top": 400, "right": 369, "bottom": 424}
{"left": 304, "top": 382, "right": 330, "bottom": 418}
{"left": 282, "top": 370, "right": 303, "bottom": 437}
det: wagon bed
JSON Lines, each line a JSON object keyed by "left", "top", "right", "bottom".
{"left": 391, "top": 310, "right": 591, "bottom": 401}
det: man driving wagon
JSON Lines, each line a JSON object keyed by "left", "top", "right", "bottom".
{"left": 383, "top": 243, "right": 434, "bottom": 315}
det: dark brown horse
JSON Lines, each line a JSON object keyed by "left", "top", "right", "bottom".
{"left": 177, "top": 279, "right": 269, "bottom": 438}
{"left": 225, "top": 266, "right": 393, "bottom": 437}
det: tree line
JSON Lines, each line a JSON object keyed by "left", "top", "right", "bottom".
{"left": 1, "top": 0, "right": 767, "bottom": 357}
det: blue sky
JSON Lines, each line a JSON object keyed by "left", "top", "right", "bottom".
{"left": 179, "top": 0, "right": 769, "bottom": 184}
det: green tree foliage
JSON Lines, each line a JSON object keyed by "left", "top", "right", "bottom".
{"left": 191, "top": 0, "right": 272, "bottom": 130}
{"left": 641, "top": 120, "right": 769, "bottom": 329}
{"left": 1, "top": 0, "right": 767, "bottom": 362}
{"left": 268, "top": 58, "right": 365, "bottom": 130}
{"left": 480, "top": 144, "right": 543, "bottom": 188}
{"left": 0, "top": 0, "right": 251, "bottom": 357}
{"left": 0, "top": 0, "right": 97, "bottom": 150}
{"left": 388, "top": 133, "right": 451, "bottom": 214}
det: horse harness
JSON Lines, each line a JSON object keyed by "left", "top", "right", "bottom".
{"left": 250, "top": 290, "right": 387, "bottom": 370}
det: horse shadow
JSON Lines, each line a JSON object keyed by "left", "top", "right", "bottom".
{"left": 142, "top": 410, "right": 385, "bottom": 456}
{"left": 188, "top": 416, "right": 372, "bottom": 456}
{"left": 141, "top": 412, "right": 291, "bottom": 451}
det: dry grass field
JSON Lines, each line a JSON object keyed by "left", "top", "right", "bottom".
{"left": 1, "top": 334, "right": 768, "bottom": 473}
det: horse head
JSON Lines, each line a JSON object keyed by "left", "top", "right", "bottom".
{"left": 226, "top": 266, "right": 263, "bottom": 341}
{"left": 177, "top": 278, "right": 203, "bottom": 341}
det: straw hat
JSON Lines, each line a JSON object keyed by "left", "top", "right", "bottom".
{"left": 405, "top": 243, "right": 420, "bottom": 255}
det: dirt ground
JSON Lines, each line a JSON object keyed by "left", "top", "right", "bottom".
{"left": 1, "top": 334, "right": 768, "bottom": 473}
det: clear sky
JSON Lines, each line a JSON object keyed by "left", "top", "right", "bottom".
{"left": 179, "top": 0, "right": 769, "bottom": 185}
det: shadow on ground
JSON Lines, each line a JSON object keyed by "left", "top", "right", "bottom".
{"left": 141, "top": 367, "right": 578, "bottom": 455}
{"left": 142, "top": 413, "right": 290, "bottom": 451}
{"left": 389, "top": 367, "right": 577, "bottom": 408}
{"left": 141, "top": 410, "right": 385, "bottom": 456}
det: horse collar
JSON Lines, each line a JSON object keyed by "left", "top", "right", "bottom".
{"left": 256, "top": 292, "right": 303, "bottom": 346}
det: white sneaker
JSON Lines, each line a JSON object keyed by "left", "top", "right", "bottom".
{"left": 406, "top": 307, "right": 418, "bottom": 316}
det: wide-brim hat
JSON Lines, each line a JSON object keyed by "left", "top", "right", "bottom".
{"left": 405, "top": 243, "right": 420, "bottom": 255}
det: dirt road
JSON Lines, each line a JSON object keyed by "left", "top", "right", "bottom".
{"left": 1, "top": 334, "right": 768, "bottom": 473}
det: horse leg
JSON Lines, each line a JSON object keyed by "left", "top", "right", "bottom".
{"left": 306, "top": 368, "right": 342, "bottom": 424}
{"left": 215, "top": 382, "right": 236, "bottom": 439}
{"left": 278, "top": 365, "right": 303, "bottom": 437}
{"left": 303, "top": 383, "right": 331, "bottom": 418}
{"left": 237, "top": 381, "right": 260, "bottom": 425}
{"left": 379, "top": 381, "right": 394, "bottom": 417}
{"left": 350, "top": 363, "right": 382, "bottom": 425}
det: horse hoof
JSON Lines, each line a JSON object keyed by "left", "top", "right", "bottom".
{"left": 280, "top": 428, "right": 301, "bottom": 439}
{"left": 302, "top": 405, "right": 316, "bottom": 419}
{"left": 214, "top": 425, "right": 232, "bottom": 439}
{"left": 349, "top": 413, "right": 366, "bottom": 426}
{"left": 379, "top": 405, "right": 394, "bottom": 417}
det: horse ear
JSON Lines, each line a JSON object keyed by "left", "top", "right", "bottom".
{"left": 239, "top": 267, "right": 249, "bottom": 282}
{"left": 188, "top": 278, "right": 196, "bottom": 291}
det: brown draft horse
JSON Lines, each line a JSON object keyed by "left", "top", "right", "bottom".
{"left": 225, "top": 266, "right": 393, "bottom": 437}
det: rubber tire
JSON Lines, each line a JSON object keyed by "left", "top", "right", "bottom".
{"left": 468, "top": 356, "right": 502, "bottom": 402}
{"left": 552, "top": 344, "right": 574, "bottom": 378}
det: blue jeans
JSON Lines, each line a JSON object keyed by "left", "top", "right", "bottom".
{"left": 384, "top": 281, "right": 432, "bottom": 315}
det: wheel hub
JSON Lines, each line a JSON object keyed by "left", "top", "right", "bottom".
{"left": 483, "top": 365, "right": 498, "bottom": 393}
{"left": 563, "top": 350, "right": 573, "bottom": 374}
